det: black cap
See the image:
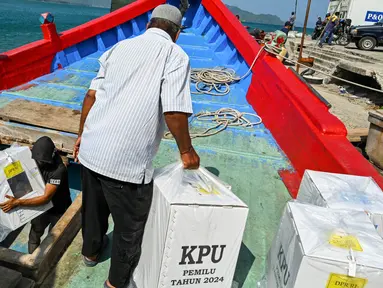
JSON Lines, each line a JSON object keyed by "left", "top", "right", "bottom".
{"left": 32, "top": 136, "right": 56, "bottom": 164}
{"left": 285, "top": 21, "right": 292, "bottom": 27}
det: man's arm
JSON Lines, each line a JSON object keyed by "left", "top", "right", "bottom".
{"left": 79, "top": 89, "right": 96, "bottom": 136}
{"left": 73, "top": 89, "right": 96, "bottom": 162}
{"left": 161, "top": 53, "right": 199, "bottom": 169}
{"left": 0, "top": 184, "right": 57, "bottom": 213}
{"left": 164, "top": 112, "right": 191, "bottom": 153}
{"left": 164, "top": 112, "right": 199, "bottom": 169}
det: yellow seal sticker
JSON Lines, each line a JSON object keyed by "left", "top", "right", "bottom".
{"left": 4, "top": 161, "right": 24, "bottom": 179}
{"left": 326, "top": 273, "right": 367, "bottom": 288}
{"left": 329, "top": 233, "right": 363, "bottom": 252}
{"left": 197, "top": 187, "right": 221, "bottom": 195}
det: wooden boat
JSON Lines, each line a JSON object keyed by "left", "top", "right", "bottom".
{"left": 0, "top": 0, "right": 382, "bottom": 286}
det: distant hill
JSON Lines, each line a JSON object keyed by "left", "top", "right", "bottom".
{"left": 36, "top": 1, "right": 284, "bottom": 25}
{"left": 226, "top": 5, "right": 283, "bottom": 25}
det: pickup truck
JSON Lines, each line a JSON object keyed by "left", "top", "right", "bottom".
{"left": 350, "top": 19, "right": 383, "bottom": 50}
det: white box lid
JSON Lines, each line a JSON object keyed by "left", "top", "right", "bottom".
{"left": 153, "top": 163, "right": 247, "bottom": 208}
{"left": 288, "top": 202, "right": 383, "bottom": 270}
{"left": 303, "top": 170, "right": 383, "bottom": 213}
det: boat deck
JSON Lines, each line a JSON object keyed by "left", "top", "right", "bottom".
{"left": 0, "top": 10, "right": 292, "bottom": 288}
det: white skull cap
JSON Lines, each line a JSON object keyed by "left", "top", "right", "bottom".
{"left": 151, "top": 4, "right": 182, "bottom": 27}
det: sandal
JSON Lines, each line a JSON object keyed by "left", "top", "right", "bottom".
{"left": 82, "top": 235, "right": 109, "bottom": 267}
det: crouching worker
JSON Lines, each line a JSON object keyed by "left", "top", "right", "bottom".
{"left": 0, "top": 136, "right": 72, "bottom": 253}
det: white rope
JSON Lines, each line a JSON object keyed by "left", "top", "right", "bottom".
{"left": 190, "top": 68, "right": 238, "bottom": 96}
{"left": 173, "top": 40, "right": 381, "bottom": 141}
{"left": 191, "top": 46, "right": 266, "bottom": 96}
{"left": 164, "top": 108, "right": 262, "bottom": 139}
{"left": 263, "top": 43, "right": 383, "bottom": 94}
{"left": 191, "top": 39, "right": 382, "bottom": 96}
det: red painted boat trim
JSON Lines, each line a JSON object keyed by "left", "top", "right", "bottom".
{"left": 202, "top": 0, "right": 383, "bottom": 196}
{"left": 0, "top": 0, "right": 165, "bottom": 90}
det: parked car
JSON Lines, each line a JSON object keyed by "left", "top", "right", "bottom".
{"left": 350, "top": 18, "right": 383, "bottom": 50}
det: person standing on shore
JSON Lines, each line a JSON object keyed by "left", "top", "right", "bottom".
{"left": 281, "top": 21, "right": 293, "bottom": 36}
{"left": 312, "top": 16, "right": 324, "bottom": 40}
{"left": 319, "top": 12, "right": 340, "bottom": 48}
{"left": 179, "top": 0, "right": 189, "bottom": 16}
{"left": 289, "top": 12, "right": 296, "bottom": 28}
{"left": 235, "top": 14, "right": 250, "bottom": 29}
{"left": 73, "top": 4, "right": 200, "bottom": 288}
{"left": 316, "top": 16, "right": 322, "bottom": 27}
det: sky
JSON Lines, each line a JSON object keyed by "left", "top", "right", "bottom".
{"left": 41, "top": 0, "right": 330, "bottom": 27}
{"left": 224, "top": 0, "right": 330, "bottom": 27}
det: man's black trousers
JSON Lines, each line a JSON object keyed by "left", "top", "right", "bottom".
{"left": 81, "top": 166, "right": 153, "bottom": 288}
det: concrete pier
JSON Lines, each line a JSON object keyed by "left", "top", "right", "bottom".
{"left": 288, "top": 39, "right": 383, "bottom": 90}
{"left": 285, "top": 39, "right": 383, "bottom": 134}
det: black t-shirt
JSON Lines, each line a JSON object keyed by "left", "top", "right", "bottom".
{"left": 40, "top": 155, "right": 72, "bottom": 215}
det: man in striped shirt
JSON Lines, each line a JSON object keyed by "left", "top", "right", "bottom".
{"left": 73, "top": 5, "right": 199, "bottom": 288}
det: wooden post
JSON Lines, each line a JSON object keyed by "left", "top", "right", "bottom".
{"left": 294, "top": 0, "right": 298, "bottom": 28}
{"left": 296, "top": 0, "right": 311, "bottom": 73}
{"left": 40, "top": 23, "right": 59, "bottom": 42}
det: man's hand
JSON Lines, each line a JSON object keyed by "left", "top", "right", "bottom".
{"left": 1, "top": 184, "right": 57, "bottom": 210}
{"left": 73, "top": 136, "right": 81, "bottom": 163}
{"left": 164, "top": 112, "right": 200, "bottom": 169}
{"left": 0, "top": 195, "right": 20, "bottom": 213}
{"left": 181, "top": 146, "right": 200, "bottom": 170}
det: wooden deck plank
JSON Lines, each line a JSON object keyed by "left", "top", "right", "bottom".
{"left": 0, "top": 121, "right": 76, "bottom": 154}
{"left": 347, "top": 128, "right": 369, "bottom": 143}
{"left": 0, "top": 99, "right": 80, "bottom": 134}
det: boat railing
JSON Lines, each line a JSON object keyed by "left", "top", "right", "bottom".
{"left": 0, "top": 0, "right": 164, "bottom": 91}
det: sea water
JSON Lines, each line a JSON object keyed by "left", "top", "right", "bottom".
{"left": 243, "top": 21, "right": 314, "bottom": 35}
{"left": 0, "top": 0, "right": 108, "bottom": 53}
{"left": 0, "top": 0, "right": 313, "bottom": 53}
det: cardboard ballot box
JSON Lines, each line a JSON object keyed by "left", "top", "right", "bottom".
{"left": 267, "top": 202, "right": 383, "bottom": 288}
{"left": 0, "top": 146, "right": 52, "bottom": 242}
{"left": 133, "top": 163, "right": 248, "bottom": 288}
{"left": 298, "top": 170, "right": 383, "bottom": 237}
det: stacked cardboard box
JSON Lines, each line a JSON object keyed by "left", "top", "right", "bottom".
{"left": 267, "top": 170, "right": 383, "bottom": 288}
{"left": 298, "top": 170, "right": 383, "bottom": 237}
{"left": 0, "top": 146, "right": 52, "bottom": 241}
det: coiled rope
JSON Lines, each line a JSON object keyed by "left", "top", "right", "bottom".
{"left": 191, "top": 41, "right": 382, "bottom": 96}
{"left": 168, "top": 41, "right": 382, "bottom": 141}
{"left": 164, "top": 108, "right": 262, "bottom": 139}
{"left": 190, "top": 46, "right": 266, "bottom": 96}
{"left": 173, "top": 49, "right": 265, "bottom": 138}
{"left": 191, "top": 68, "right": 239, "bottom": 96}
